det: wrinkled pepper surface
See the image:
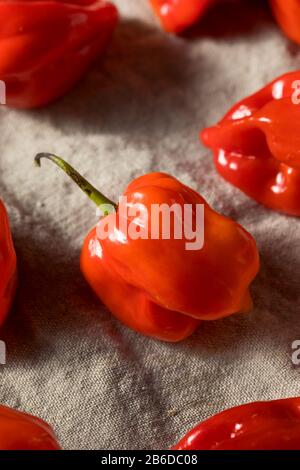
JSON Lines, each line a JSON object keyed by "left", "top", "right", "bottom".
{"left": 0, "top": 405, "right": 60, "bottom": 450}
{"left": 271, "top": 0, "right": 300, "bottom": 45}
{"left": 201, "top": 70, "right": 300, "bottom": 216}
{"left": 0, "top": 200, "right": 17, "bottom": 326}
{"left": 150, "top": 0, "right": 216, "bottom": 33}
{"left": 35, "top": 154, "right": 259, "bottom": 342}
{"left": 173, "top": 397, "right": 300, "bottom": 450}
{"left": 0, "top": 0, "right": 118, "bottom": 109}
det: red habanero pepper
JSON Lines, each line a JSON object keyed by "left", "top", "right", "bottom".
{"left": 271, "top": 0, "right": 300, "bottom": 45}
{"left": 173, "top": 397, "right": 300, "bottom": 450}
{"left": 149, "top": 0, "right": 216, "bottom": 33}
{"left": 0, "top": 405, "right": 61, "bottom": 450}
{"left": 201, "top": 70, "right": 300, "bottom": 217}
{"left": 35, "top": 153, "right": 259, "bottom": 343}
{"left": 0, "top": 200, "right": 17, "bottom": 326}
{"left": 0, "top": 0, "right": 118, "bottom": 109}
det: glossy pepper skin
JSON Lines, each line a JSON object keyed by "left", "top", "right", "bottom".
{"left": 0, "top": 0, "right": 118, "bottom": 109}
{"left": 271, "top": 0, "right": 300, "bottom": 45}
{"left": 35, "top": 154, "right": 259, "bottom": 343}
{"left": 0, "top": 200, "right": 17, "bottom": 326}
{"left": 150, "top": 0, "right": 216, "bottom": 33}
{"left": 0, "top": 405, "right": 61, "bottom": 450}
{"left": 173, "top": 397, "right": 300, "bottom": 450}
{"left": 201, "top": 70, "right": 300, "bottom": 217}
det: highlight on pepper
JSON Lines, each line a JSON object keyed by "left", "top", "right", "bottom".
{"left": 201, "top": 70, "right": 300, "bottom": 217}
{"left": 149, "top": 0, "right": 216, "bottom": 33}
{"left": 173, "top": 397, "right": 300, "bottom": 450}
{"left": 35, "top": 153, "right": 260, "bottom": 342}
{"left": 0, "top": 0, "right": 118, "bottom": 109}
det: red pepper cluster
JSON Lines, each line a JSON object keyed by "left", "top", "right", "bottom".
{"left": 149, "top": 0, "right": 300, "bottom": 41}
{"left": 0, "top": 0, "right": 118, "bottom": 108}
{"left": 173, "top": 398, "right": 300, "bottom": 450}
{"left": 202, "top": 71, "right": 300, "bottom": 216}
{"left": 0, "top": 0, "right": 299, "bottom": 452}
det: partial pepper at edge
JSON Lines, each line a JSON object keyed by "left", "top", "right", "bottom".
{"left": 271, "top": 0, "right": 300, "bottom": 45}
{"left": 0, "top": 404, "right": 61, "bottom": 450}
{"left": 0, "top": 200, "right": 17, "bottom": 326}
{"left": 0, "top": 0, "right": 118, "bottom": 109}
{"left": 201, "top": 70, "right": 300, "bottom": 216}
{"left": 35, "top": 153, "right": 259, "bottom": 342}
{"left": 149, "top": 0, "right": 216, "bottom": 33}
{"left": 173, "top": 397, "right": 300, "bottom": 450}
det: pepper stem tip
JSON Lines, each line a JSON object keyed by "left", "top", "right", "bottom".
{"left": 34, "top": 152, "right": 117, "bottom": 213}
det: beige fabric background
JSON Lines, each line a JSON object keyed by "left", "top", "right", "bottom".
{"left": 0, "top": 0, "right": 299, "bottom": 450}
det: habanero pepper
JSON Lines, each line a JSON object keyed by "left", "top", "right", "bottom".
{"left": 0, "top": 0, "right": 118, "bottom": 109}
{"left": 0, "top": 200, "right": 17, "bottom": 326}
{"left": 0, "top": 404, "right": 61, "bottom": 450}
{"left": 201, "top": 70, "right": 300, "bottom": 217}
{"left": 35, "top": 153, "right": 259, "bottom": 343}
{"left": 173, "top": 397, "right": 300, "bottom": 450}
{"left": 271, "top": 0, "right": 300, "bottom": 45}
{"left": 149, "top": 0, "right": 216, "bottom": 33}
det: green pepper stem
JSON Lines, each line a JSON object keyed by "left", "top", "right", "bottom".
{"left": 35, "top": 153, "right": 117, "bottom": 214}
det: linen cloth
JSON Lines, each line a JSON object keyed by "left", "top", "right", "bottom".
{"left": 0, "top": 0, "right": 299, "bottom": 450}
